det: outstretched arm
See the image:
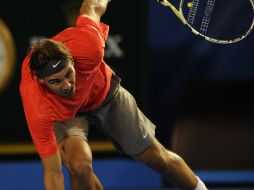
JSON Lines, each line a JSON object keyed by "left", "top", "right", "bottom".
{"left": 41, "top": 151, "right": 65, "bottom": 190}
{"left": 80, "top": 0, "right": 110, "bottom": 21}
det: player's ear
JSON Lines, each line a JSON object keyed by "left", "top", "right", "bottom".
{"left": 38, "top": 78, "right": 45, "bottom": 84}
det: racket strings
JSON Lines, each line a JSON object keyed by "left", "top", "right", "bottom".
{"left": 187, "top": 0, "right": 199, "bottom": 24}
{"left": 181, "top": 0, "right": 254, "bottom": 41}
{"left": 209, "top": 1, "right": 254, "bottom": 37}
{"left": 200, "top": 0, "right": 216, "bottom": 34}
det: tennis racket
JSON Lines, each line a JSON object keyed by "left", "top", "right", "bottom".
{"left": 155, "top": 0, "right": 254, "bottom": 44}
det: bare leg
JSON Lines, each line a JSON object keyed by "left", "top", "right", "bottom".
{"left": 134, "top": 138, "right": 198, "bottom": 190}
{"left": 59, "top": 136, "right": 103, "bottom": 190}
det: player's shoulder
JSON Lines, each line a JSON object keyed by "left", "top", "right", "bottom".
{"left": 50, "top": 26, "right": 97, "bottom": 45}
{"left": 50, "top": 16, "right": 97, "bottom": 42}
{"left": 78, "top": 15, "right": 108, "bottom": 30}
{"left": 51, "top": 27, "right": 76, "bottom": 43}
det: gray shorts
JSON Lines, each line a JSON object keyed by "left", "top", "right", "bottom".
{"left": 54, "top": 75, "right": 156, "bottom": 156}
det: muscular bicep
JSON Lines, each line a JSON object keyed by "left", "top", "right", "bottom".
{"left": 79, "top": 0, "right": 109, "bottom": 21}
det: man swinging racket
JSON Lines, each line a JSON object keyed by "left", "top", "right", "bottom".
{"left": 19, "top": 0, "right": 208, "bottom": 189}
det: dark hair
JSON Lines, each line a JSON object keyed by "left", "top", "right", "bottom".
{"left": 28, "top": 39, "right": 73, "bottom": 78}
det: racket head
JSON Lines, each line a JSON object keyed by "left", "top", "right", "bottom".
{"left": 179, "top": 0, "right": 254, "bottom": 44}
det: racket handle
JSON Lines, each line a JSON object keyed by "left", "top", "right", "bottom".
{"left": 155, "top": 0, "right": 187, "bottom": 25}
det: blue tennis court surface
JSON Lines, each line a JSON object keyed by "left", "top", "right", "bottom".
{"left": 0, "top": 159, "right": 254, "bottom": 190}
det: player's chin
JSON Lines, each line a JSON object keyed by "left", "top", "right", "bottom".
{"left": 61, "top": 88, "right": 75, "bottom": 98}
{"left": 63, "top": 91, "right": 74, "bottom": 97}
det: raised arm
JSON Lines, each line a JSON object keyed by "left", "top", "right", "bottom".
{"left": 79, "top": 0, "right": 110, "bottom": 21}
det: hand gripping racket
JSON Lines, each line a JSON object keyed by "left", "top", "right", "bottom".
{"left": 156, "top": 0, "right": 254, "bottom": 44}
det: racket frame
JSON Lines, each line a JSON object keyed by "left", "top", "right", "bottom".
{"left": 156, "top": 0, "right": 254, "bottom": 44}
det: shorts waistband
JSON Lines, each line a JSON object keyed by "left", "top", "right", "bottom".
{"left": 104, "top": 73, "right": 121, "bottom": 104}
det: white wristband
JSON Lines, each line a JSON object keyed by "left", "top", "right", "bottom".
{"left": 194, "top": 176, "right": 208, "bottom": 190}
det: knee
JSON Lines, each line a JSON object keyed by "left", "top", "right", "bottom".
{"left": 146, "top": 148, "right": 174, "bottom": 171}
{"left": 163, "top": 151, "right": 185, "bottom": 172}
{"left": 155, "top": 146, "right": 184, "bottom": 171}
{"left": 68, "top": 158, "right": 93, "bottom": 178}
{"left": 135, "top": 140, "right": 184, "bottom": 172}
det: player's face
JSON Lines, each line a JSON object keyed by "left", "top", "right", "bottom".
{"left": 40, "top": 63, "right": 76, "bottom": 98}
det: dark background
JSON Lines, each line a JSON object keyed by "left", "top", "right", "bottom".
{"left": 147, "top": 2, "right": 254, "bottom": 148}
{"left": 1, "top": 0, "right": 254, "bottom": 170}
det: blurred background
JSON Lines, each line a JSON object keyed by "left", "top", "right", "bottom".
{"left": 0, "top": 0, "right": 254, "bottom": 189}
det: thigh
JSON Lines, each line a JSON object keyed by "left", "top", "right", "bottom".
{"left": 54, "top": 117, "right": 89, "bottom": 144}
{"left": 53, "top": 117, "right": 91, "bottom": 167}
{"left": 94, "top": 85, "right": 156, "bottom": 156}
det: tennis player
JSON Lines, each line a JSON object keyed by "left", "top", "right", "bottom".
{"left": 19, "top": 0, "right": 207, "bottom": 189}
